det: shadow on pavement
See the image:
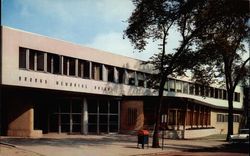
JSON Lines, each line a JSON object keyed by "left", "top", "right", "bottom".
{"left": 185, "top": 143, "right": 249, "bottom": 154}
{"left": 0, "top": 134, "right": 137, "bottom": 148}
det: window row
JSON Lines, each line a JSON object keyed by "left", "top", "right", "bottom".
{"left": 19, "top": 47, "right": 240, "bottom": 102}
{"left": 165, "top": 79, "right": 240, "bottom": 102}
{"left": 217, "top": 114, "right": 241, "bottom": 122}
{"left": 19, "top": 47, "right": 151, "bottom": 88}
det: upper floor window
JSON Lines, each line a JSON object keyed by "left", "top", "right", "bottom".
{"left": 106, "top": 65, "right": 114, "bottom": 82}
{"left": 176, "top": 81, "right": 182, "bottom": 93}
{"left": 137, "top": 72, "right": 145, "bottom": 87}
{"left": 19, "top": 47, "right": 26, "bottom": 69}
{"left": 47, "top": 53, "right": 60, "bottom": 74}
{"left": 234, "top": 92, "right": 240, "bottom": 102}
{"left": 37, "top": 52, "right": 44, "bottom": 71}
{"left": 92, "top": 62, "right": 102, "bottom": 80}
{"left": 169, "top": 79, "right": 175, "bottom": 92}
{"left": 128, "top": 70, "right": 135, "bottom": 85}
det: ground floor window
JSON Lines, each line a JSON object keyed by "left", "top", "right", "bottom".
{"left": 46, "top": 98, "right": 120, "bottom": 134}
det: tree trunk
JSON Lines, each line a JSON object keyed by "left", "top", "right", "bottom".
{"left": 226, "top": 91, "right": 234, "bottom": 141}
{"left": 152, "top": 81, "right": 165, "bottom": 148}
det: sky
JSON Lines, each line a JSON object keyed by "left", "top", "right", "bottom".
{"left": 2, "top": 0, "right": 181, "bottom": 61}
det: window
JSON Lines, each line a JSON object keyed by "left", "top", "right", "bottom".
{"left": 83, "top": 61, "right": 90, "bottom": 78}
{"left": 189, "top": 83, "right": 194, "bottom": 95}
{"left": 205, "top": 86, "right": 210, "bottom": 97}
{"left": 47, "top": 54, "right": 60, "bottom": 74}
{"left": 92, "top": 62, "right": 102, "bottom": 80}
{"left": 169, "top": 79, "right": 175, "bottom": 92}
{"left": 19, "top": 47, "right": 26, "bottom": 69}
{"left": 63, "top": 56, "right": 75, "bottom": 76}
{"left": 137, "top": 72, "right": 145, "bottom": 87}
{"left": 215, "top": 88, "right": 219, "bottom": 98}
{"left": 176, "top": 81, "right": 182, "bottom": 93}
{"left": 218, "top": 89, "right": 223, "bottom": 99}
{"left": 37, "top": 52, "right": 44, "bottom": 71}
{"left": 106, "top": 65, "right": 114, "bottom": 82}
{"left": 127, "top": 108, "right": 137, "bottom": 125}
{"left": 29, "top": 51, "right": 35, "bottom": 70}
{"left": 128, "top": 70, "right": 135, "bottom": 85}
{"left": 183, "top": 82, "right": 189, "bottom": 94}
{"left": 117, "top": 68, "right": 124, "bottom": 84}
{"left": 217, "top": 114, "right": 224, "bottom": 122}
{"left": 233, "top": 115, "right": 240, "bottom": 122}
{"left": 195, "top": 84, "right": 200, "bottom": 95}
{"left": 223, "top": 90, "right": 227, "bottom": 100}
{"left": 69, "top": 58, "right": 75, "bottom": 76}
{"left": 210, "top": 87, "right": 214, "bottom": 98}
{"left": 217, "top": 114, "right": 228, "bottom": 122}
{"left": 234, "top": 92, "right": 240, "bottom": 102}
{"left": 200, "top": 86, "right": 205, "bottom": 96}
{"left": 78, "top": 60, "right": 84, "bottom": 78}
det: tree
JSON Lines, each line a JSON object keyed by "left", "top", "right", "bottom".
{"left": 124, "top": 0, "right": 207, "bottom": 147}
{"left": 192, "top": 0, "right": 250, "bottom": 141}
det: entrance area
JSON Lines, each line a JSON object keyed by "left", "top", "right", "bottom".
{"left": 43, "top": 98, "right": 120, "bottom": 134}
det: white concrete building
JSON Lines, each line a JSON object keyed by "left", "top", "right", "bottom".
{"left": 0, "top": 26, "right": 244, "bottom": 138}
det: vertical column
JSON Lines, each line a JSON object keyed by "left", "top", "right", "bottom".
{"left": 51, "top": 56, "right": 54, "bottom": 73}
{"left": 143, "top": 73, "right": 147, "bottom": 88}
{"left": 89, "top": 61, "right": 92, "bottom": 79}
{"left": 174, "top": 79, "right": 176, "bottom": 92}
{"left": 107, "top": 100, "right": 110, "bottom": 134}
{"left": 114, "top": 67, "right": 119, "bottom": 83}
{"left": 67, "top": 59, "right": 69, "bottom": 76}
{"left": 175, "top": 110, "right": 178, "bottom": 130}
{"left": 134, "top": 71, "right": 138, "bottom": 86}
{"left": 191, "top": 105, "right": 194, "bottom": 128}
{"left": 197, "top": 105, "right": 200, "bottom": 128}
{"left": 97, "top": 100, "right": 100, "bottom": 134}
{"left": 102, "top": 65, "right": 107, "bottom": 81}
{"left": 26, "top": 49, "right": 30, "bottom": 69}
{"left": 124, "top": 69, "right": 129, "bottom": 85}
{"left": 58, "top": 103, "right": 61, "bottom": 134}
{"left": 70, "top": 100, "right": 73, "bottom": 134}
{"left": 75, "top": 59, "right": 78, "bottom": 76}
{"left": 60, "top": 56, "right": 63, "bottom": 75}
{"left": 80, "top": 62, "right": 84, "bottom": 78}
{"left": 83, "top": 98, "right": 88, "bottom": 135}
{"left": 34, "top": 52, "right": 37, "bottom": 71}
{"left": 118, "top": 100, "right": 120, "bottom": 133}
{"left": 44, "top": 53, "right": 47, "bottom": 72}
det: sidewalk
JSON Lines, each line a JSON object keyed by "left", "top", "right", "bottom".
{"left": 0, "top": 134, "right": 248, "bottom": 156}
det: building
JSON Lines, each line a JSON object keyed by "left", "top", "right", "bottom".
{"left": 0, "top": 26, "right": 244, "bottom": 138}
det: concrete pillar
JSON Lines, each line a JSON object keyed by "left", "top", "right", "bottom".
{"left": 51, "top": 56, "right": 54, "bottom": 73}
{"left": 102, "top": 65, "right": 107, "bottom": 81}
{"left": 118, "top": 100, "right": 120, "bottom": 132}
{"left": 34, "top": 52, "right": 37, "bottom": 71}
{"left": 83, "top": 98, "right": 88, "bottom": 135}
{"left": 75, "top": 59, "right": 78, "bottom": 76}
{"left": 70, "top": 100, "right": 73, "bottom": 134}
{"left": 124, "top": 69, "right": 129, "bottom": 85}
{"left": 143, "top": 74, "right": 147, "bottom": 88}
{"left": 44, "top": 53, "right": 47, "bottom": 72}
{"left": 89, "top": 61, "right": 92, "bottom": 79}
{"left": 114, "top": 67, "right": 119, "bottom": 83}
{"left": 60, "top": 56, "right": 63, "bottom": 75}
{"left": 26, "top": 49, "right": 30, "bottom": 69}
{"left": 67, "top": 59, "right": 69, "bottom": 76}
{"left": 135, "top": 71, "right": 138, "bottom": 86}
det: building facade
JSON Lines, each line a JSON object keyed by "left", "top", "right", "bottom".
{"left": 0, "top": 26, "right": 244, "bottom": 138}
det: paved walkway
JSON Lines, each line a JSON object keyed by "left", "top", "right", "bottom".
{"left": 0, "top": 134, "right": 249, "bottom": 156}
